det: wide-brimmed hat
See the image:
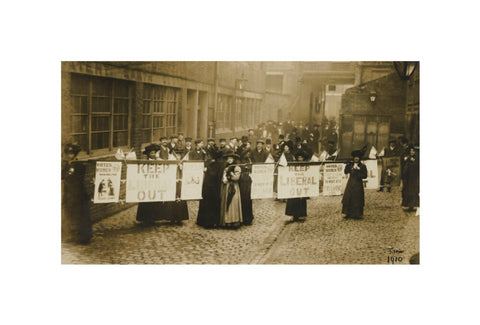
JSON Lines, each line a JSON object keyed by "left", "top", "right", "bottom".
{"left": 64, "top": 143, "right": 81, "bottom": 155}
{"left": 207, "top": 138, "right": 215, "bottom": 142}
{"left": 241, "top": 135, "right": 248, "bottom": 142}
{"left": 222, "top": 149, "right": 239, "bottom": 159}
{"left": 256, "top": 139, "right": 265, "bottom": 144}
{"left": 351, "top": 150, "right": 363, "bottom": 158}
{"left": 294, "top": 150, "right": 309, "bottom": 160}
{"left": 185, "top": 137, "right": 193, "bottom": 142}
{"left": 143, "top": 144, "right": 160, "bottom": 155}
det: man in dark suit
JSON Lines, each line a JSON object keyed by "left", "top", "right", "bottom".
{"left": 250, "top": 139, "right": 268, "bottom": 163}
{"left": 157, "top": 136, "right": 170, "bottom": 160}
{"left": 189, "top": 139, "right": 207, "bottom": 161}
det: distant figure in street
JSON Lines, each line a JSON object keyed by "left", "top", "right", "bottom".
{"left": 378, "top": 138, "right": 401, "bottom": 192}
{"left": 285, "top": 150, "right": 309, "bottom": 222}
{"left": 219, "top": 150, "right": 243, "bottom": 229}
{"left": 342, "top": 150, "right": 368, "bottom": 219}
{"left": 62, "top": 143, "right": 92, "bottom": 244}
{"left": 401, "top": 146, "right": 420, "bottom": 212}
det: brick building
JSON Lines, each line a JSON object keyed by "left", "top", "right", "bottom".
{"left": 61, "top": 61, "right": 275, "bottom": 223}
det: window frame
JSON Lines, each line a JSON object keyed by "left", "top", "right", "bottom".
{"left": 69, "top": 74, "right": 132, "bottom": 157}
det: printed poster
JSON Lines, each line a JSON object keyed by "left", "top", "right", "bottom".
{"left": 363, "top": 160, "right": 379, "bottom": 189}
{"left": 180, "top": 161, "right": 204, "bottom": 200}
{"left": 93, "top": 161, "right": 122, "bottom": 203}
{"left": 381, "top": 156, "right": 401, "bottom": 187}
{"left": 277, "top": 164, "right": 320, "bottom": 199}
{"left": 323, "top": 163, "right": 347, "bottom": 196}
{"left": 126, "top": 162, "right": 177, "bottom": 202}
{"left": 251, "top": 163, "right": 275, "bottom": 199}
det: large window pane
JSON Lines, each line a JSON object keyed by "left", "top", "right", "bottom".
{"left": 92, "top": 116, "right": 111, "bottom": 131}
{"left": 91, "top": 132, "right": 110, "bottom": 150}
{"left": 71, "top": 74, "right": 89, "bottom": 95}
{"left": 113, "top": 131, "right": 128, "bottom": 147}
{"left": 114, "top": 81, "right": 129, "bottom": 97}
{"left": 113, "top": 115, "right": 128, "bottom": 130}
{"left": 143, "top": 100, "right": 151, "bottom": 114}
{"left": 114, "top": 98, "right": 129, "bottom": 114}
{"left": 92, "top": 97, "right": 111, "bottom": 112}
{"left": 72, "top": 96, "right": 88, "bottom": 113}
{"left": 72, "top": 115, "right": 88, "bottom": 133}
{"left": 92, "top": 77, "right": 112, "bottom": 96}
{"left": 153, "top": 101, "right": 163, "bottom": 113}
{"left": 153, "top": 116, "right": 164, "bottom": 128}
{"left": 142, "top": 116, "right": 151, "bottom": 129}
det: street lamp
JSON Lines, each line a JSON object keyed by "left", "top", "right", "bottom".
{"left": 369, "top": 91, "right": 377, "bottom": 103}
{"left": 393, "top": 61, "right": 418, "bottom": 80}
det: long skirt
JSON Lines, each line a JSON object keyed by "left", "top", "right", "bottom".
{"left": 285, "top": 198, "right": 307, "bottom": 217}
{"left": 239, "top": 171, "right": 253, "bottom": 225}
{"left": 219, "top": 182, "right": 243, "bottom": 227}
{"left": 342, "top": 179, "right": 365, "bottom": 218}
{"left": 197, "top": 197, "right": 220, "bottom": 228}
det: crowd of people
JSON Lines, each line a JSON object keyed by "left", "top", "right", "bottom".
{"left": 61, "top": 119, "right": 419, "bottom": 244}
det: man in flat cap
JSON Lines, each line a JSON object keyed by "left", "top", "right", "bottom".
{"left": 189, "top": 139, "right": 207, "bottom": 161}
{"left": 250, "top": 139, "right": 268, "bottom": 163}
{"left": 157, "top": 136, "right": 170, "bottom": 160}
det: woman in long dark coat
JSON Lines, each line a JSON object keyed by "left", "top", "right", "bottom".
{"left": 219, "top": 150, "right": 243, "bottom": 228}
{"left": 285, "top": 150, "right": 308, "bottom": 222}
{"left": 62, "top": 143, "right": 92, "bottom": 244}
{"left": 401, "top": 146, "right": 419, "bottom": 211}
{"left": 136, "top": 144, "right": 163, "bottom": 225}
{"left": 342, "top": 150, "right": 368, "bottom": 219}
{"left": 196, "top": 149, "right": 224, "bottom": 228}
{"left": 161, "top": 155, "right": 189, "bottom": 226}
{"left": 238, "top": 148, "right": 254, "bottom": 225}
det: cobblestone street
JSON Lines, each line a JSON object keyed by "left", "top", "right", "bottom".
{"left": 62, "top": 187, "right": 418, "bottom": 264}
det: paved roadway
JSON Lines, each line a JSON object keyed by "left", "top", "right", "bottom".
{"left": 61, "top": 187, "right": 419, "bottom": 264}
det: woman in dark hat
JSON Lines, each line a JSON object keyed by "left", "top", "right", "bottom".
{"left": 401, "top": 146, "right": 419, "bottom": 212}
{"left": 196, "top": 149, "right": 224, "bottom": 229}
{"left": 285, "top": 150, "right": 309, "bottom": 222}
{"left": 342, "top": 150, "right": 368, "bottom": 219}
{"left": 61, "top": 143, "right": 92, "bottom": 244}
{"left": 136, "top": 144, "right": 163, "bottom": 225}
{"left": 219, "top": 150, "right": 243, "bottom": 228}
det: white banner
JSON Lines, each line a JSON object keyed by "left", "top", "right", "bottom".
{"left": 277, "top": 164, "right": 320, "bottom": 199}
{"left": 323, "top": 163, "right": 347, "bottom": 196}
{"left": 363, "top": 160, "right": 379, "bottom": 189}
{"left": 250, "top": 163, "right": 275, "bottom": 199}
{"left": 93, "top": 161, "right": 122, "bottom": 203}
{"left": 180, "top": 161, "right": 204, "bottom": 200}
{"left": 126, "top": 162, "right": 177, "bottom": 202}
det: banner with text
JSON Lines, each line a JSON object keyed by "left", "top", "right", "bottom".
{"left": 126, "top": 162, "right": 177, "bottom": 202}
{"left": 250, "top": 163, "right": 275, "bottom": 199}
{"left": 180, "top": 161, "right": 204, "bottom": 200}
{"left": 363, "top": 160, "right": 379, "bottom": 189}
{"left": 323, "top": 163, "right": 347, "bottom": 196}
{"left": 382, "top": 157, "right": 401, "bottom": 186}
{"left": 277, "top": 164, "right": 320, "bottom": 199}
{"left": 93, "top": 161, "right": 122, "bottom": 203}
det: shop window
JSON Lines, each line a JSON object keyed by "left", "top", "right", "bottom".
{"left": 70, "top": 74, "right": 130, "bottom": 153}
{"left": 142, "top": 83, "right": 179, "bottom": 142}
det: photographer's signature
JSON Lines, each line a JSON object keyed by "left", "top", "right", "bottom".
{"left": 387, "top": 246, "right": 404, "bottom": 264}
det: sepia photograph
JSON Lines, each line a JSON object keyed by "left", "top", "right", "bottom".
{"left": 5, "top": 1, "right": 479, "bottom": 324}
{"left": 61, "top": 61, "right": 420, "bottom": 265}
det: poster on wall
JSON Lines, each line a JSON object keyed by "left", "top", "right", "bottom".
{"left": 323, "top": 163, "right": 347, "bottom": 196}
{"left": 277, "top": 164, "right": 320, "bottom": 199}
{"left": 93, "top": 161, "right": 122, "bottom": 203}
{"left": 180, "top": 161, "right": 204, "bottom": 200}
{"left": 125, "top": 162, "right": 177, "bottom": 202}
{"left": 250, "top": 163, "right": 275, "bottom": 199}
{"left": 363, "top": 160, "right": 380, "bottom": 190}
{"left": 381, "top": 157, "right": 401, "bottom": 187}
